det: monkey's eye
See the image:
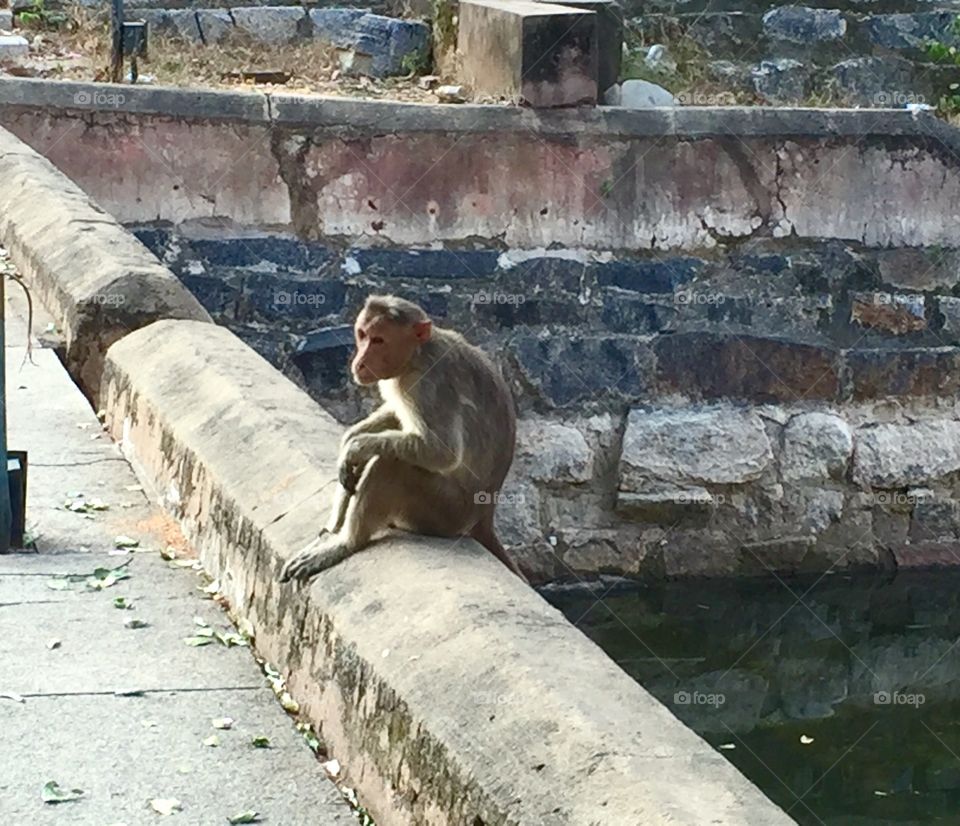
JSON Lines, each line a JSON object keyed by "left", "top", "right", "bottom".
{"left": 370, "top": 337, "right": 385, "bottom": 345}
{"left": 357, "top": 329, "right": 367, "bottom": 340}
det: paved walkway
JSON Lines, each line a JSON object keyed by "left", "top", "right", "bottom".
{"left": 0, "top": 271, "right": 354, "bottom": 825}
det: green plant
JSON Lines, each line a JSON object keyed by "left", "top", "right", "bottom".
{"left": 926, "top": 16, "right": 960, "bottom": 114}
{"left": 17, "top": 0, "right": 70, "bottom": 30}
{"left": 432, "top": 0, "right": 455, "bottom": 56}
{"left": 400, "top": 46, "right": 431, "bottom": 77}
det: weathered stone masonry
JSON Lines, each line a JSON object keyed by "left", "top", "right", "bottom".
{"left": 3, "top": 80, "right": 960, "bottom": 582}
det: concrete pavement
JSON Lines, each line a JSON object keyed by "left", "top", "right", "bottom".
{"left": 0, "top": 268, "right": 354, "bottom": 824}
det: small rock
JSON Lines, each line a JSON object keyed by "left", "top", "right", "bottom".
{"left": 0, "top": 34, "right": 29, "bottom": 58}
{"left": 0, "top": 10, "right": 12, "bottom": 30}
{"left": 939, "top": 297, "right": 960, "bottom": 339}
{"left": 605, "top": 79, "right": 677, "bottom": 108}
{"left": 436, "top": 84, "right": 465, "bottom": 103}
{"left": 418, "top": 74, "right": 440, "bottom": 90}
{"left": 644, "top": 44, "right": 676, "bottom": 74}
{"left": 762, "top": 6, "right": 846, "bottom": 44}
{"left": 705, "top": 60, "right": 753, "bottom": 91}
{"left": 751, "top": 58, "right": 810, "bottom": 104}
{"left": 828, "top": 56, "right": 914, "bottom": 107}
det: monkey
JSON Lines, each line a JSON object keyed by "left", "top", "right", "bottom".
{"left": 279, "top": 295, "right": 527, "bottom": 584}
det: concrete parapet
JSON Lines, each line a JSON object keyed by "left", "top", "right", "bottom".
{"left": 100, "top": 318, "right": 793, "bottom": 825}
{"left": 0, "top": 126, "right": 211, "bottom": 401}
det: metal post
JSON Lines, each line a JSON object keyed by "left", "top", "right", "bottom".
{"left": 110, "top": 0, "right": 124, "bottom": 83}
{"left": 0, "top": 275, "right": 13, "bottom": 553}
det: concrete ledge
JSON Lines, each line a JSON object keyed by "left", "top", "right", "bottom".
{"left": 0, "top": 76, "right": 957, "bottom": 143}
{"left": 0, "top": 126, "right": 211, "bottom": 401}
{"left": 101, "top": 318, "right": 793, "bottom": 825}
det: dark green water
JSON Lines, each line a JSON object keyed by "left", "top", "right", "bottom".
{"left": 545, "top": 571, "right": 960, "bottom": 825}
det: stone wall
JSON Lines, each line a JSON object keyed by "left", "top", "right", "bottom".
{"left": 620, "top": 0, "right": 960, "bottom": 106}
{"left": 125, "top": 227, "right": 960, "bottom": 583}
{"left": 4, "top": 79, "right": 960, "bottom": 582}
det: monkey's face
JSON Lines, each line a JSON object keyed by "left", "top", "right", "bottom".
{"left": 351, "top": 313, "right": 432, "bottom": 385}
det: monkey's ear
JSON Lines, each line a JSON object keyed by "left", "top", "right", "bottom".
{"left": 413, "top": 320, "right": 432, "bottom": 342}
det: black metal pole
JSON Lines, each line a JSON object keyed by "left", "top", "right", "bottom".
{"left": 110, "top": 0, "right": 124, "bottom": 83}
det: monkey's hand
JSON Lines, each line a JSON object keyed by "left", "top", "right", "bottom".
{"left": 279, "top": 535, "right": 352, "bottom": 583}
{"left": 338, "top": 434, "right": 377, "bottom": 494}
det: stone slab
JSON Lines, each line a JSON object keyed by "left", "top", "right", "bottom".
{"left": 853, "top": 420, "right": 960, "bottom": 489}
{"left": 0, "top": 691, "right": 353, "bottom": 825}
{"left": 0, "top": 126, "right": 212, "bottom": 404}
{"left": 620, "top": 405, "right": 774, "bottom": 490}
{"left": 458, "top": 0, "right": 598, "bottom": 107}
{"left": 101, "top": 318, "right": 793, "bottom": 825}
{"left": 0, "top": 34, "right": 27, "bottom": 57}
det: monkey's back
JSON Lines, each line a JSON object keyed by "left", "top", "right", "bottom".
{"left": 395, "top": 327, "right": 516, "bottom": 495}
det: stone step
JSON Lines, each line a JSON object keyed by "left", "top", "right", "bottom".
{"left": 631, "top": 9, "right": 960, "bottom": 65}
{"left": 123, "top": 5, "right": 428, "bottom": 76}
{"left": 692, "top": 55, "right": 960, "bottom": 106}
{"left": 623, "top": 0, "right": 960, "bottom": 16}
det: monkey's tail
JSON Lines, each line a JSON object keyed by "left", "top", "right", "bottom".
{"left": 469, "top": 514, "right": 528, "bottom": 584}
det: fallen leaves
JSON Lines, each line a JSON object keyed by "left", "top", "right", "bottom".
{"left": 41, "top": 780, "right": 84, "bottom": 804}
{"left": 184, "top": 616, "right": 248, "bottom": 648}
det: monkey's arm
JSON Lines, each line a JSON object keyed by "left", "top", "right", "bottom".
{"left": 343, "top": 426, "right": 462, "bottom": 475}
{"left": 343, "top": 404, "right": 400, "bottom": 442}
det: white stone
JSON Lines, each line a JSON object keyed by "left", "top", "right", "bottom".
{"left": 604, "top": 79, "right": 676, "bottom": 108}
{"left": 853, "top": 420, "right": 960, "bottom": 488}
{"left": 781, "top": 412, "right": 853, "bottom": 482}
{"left": 620, "top": 406, "right": 773, "bottom": 490}
{"left": 0, "top": 34, "right": 28, "bottom": 57}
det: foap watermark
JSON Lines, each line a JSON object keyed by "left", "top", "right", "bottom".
{"left": 73, "top": 90, "right": 126, "bottom": 109}
{"left": 874, "top": 690, "right": 925, "bottom": 707}
{"left": 871, "top": 490, "right": 935, "bottom": 508}
{"left": 471, "top": 290, "right": 526, "bottom": 306}
{"left": 474, "top": 491, "right": 525, "bottom": 506}
{"left": 90, "top": 293, "right": 126, "bottom": 307}
{"left": 470, "top": 691, "right": 514, "bottom": 707}
{"left": 873, "top": 91, "right": 927, "bottom": 107}
{"left": 676, "top": 90, "right": 737, "bottom": 106}
{"left": 675, "top": 290, "right": 726, "bottom": 307}
{"left": 674, "top": 690, "right": 725, "bottom": 708}
{"left": 275, "top": 291, "right": 326, "bottom": 307}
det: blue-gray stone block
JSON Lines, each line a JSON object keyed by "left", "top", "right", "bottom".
{"left": 595, "top": 257, "right": 701, "bottom": 293}
{"left": 308, "top": 8, "right": 371, "bottom": 47}
{"left": 347, "top": 248, "right": 499, "bottom": 279}
{"left": 312, "top": 12, "right": 429, "bottom": 77}
{"left": 762, "top": 6, "right": 846, "bottom": 44}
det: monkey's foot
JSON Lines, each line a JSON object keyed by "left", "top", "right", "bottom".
{"left": 279, "top": 535, "right": 353, "bottom": 583}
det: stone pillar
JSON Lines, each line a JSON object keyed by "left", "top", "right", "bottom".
{"left": 458, "top": 0, "right": 598, "bottom": 107}
{"left": 535, "top": 0, "right": 623, "bottom": 96}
